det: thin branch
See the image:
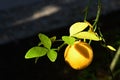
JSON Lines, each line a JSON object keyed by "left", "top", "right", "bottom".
{"left": 57, "top": 42, "right": 66, "bottom": 51}
{"left": 110, "top": 46, "right": 120, "bottom": 72}
{"left": 88, "top": 0, "right": 101, "bottom": 44}
{"left": 92, "top": 0, "right": 101, "bottom": 27}
{"left": 84, "top": 0, "right": 92, "bottom": 21}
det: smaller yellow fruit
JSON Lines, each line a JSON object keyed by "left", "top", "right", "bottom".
{"left": 64, "top": 41, "right": 93, "bottom": 70}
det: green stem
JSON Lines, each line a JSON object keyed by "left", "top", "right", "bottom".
{"left": 92, "top": 0, "right": 101, "bottom": 27}
{"left": 84, "top": 0, "right": 92, "bottom": 21}
{"left": 57, "top": 42, "right": 66, "bottom": 51}
{"left": 88, "top": 0, "right": 101, "bottom": 44}
{"left": 110, "top": 46, "right": 120, "bottom": 72}
{"left": 88, "top": 25, "right": 98, "bottom": 44}
{"left": 35, "top": 57, "right": 39, "bottom": 63}
{"left": 98, "top": 27, "right": 106, "bottom": 42}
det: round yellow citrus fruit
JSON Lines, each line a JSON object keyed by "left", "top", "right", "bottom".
{"left": 64, "top": 41, "right": 93, "bottom": 70}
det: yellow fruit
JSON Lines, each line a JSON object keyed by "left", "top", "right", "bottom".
{"left": 64, "top": 41, "right": 93, "bottom": 70}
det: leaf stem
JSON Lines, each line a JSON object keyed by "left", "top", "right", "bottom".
{"left": 57, "top": 43, "right": 66, "bottom": 51}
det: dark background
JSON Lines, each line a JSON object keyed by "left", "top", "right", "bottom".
{"left": 0, "top": 0, "right": 120, "bottom": 80}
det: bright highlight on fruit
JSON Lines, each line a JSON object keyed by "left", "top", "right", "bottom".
{"left": 64, "top": 41, "right": 93, "bottom": 70}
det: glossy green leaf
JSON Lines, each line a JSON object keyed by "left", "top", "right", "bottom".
{"left": 72, "top": 31, "right": 102, "bottom": 41}
{"left": 70, "top": 22, "right": 89, "bottom": 36}
{"left": 25, "top": 47, "right": 48, "bottom": 59}
{"left": 62, "top": 36, "right": 75, "bottom": 45}
{"left": 38, "top": 33, "right": 52, "bottom": 49}
{"left": 47, "top": 49, "right": 57, "bottom": 62}
{"left": 107, "top": 45, "right": 116, "bottom": 51}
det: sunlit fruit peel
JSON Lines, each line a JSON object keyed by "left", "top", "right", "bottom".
{"left": 64, "top": 41, "right": 93, "bottom": 70}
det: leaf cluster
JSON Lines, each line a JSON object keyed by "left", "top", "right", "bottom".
{"left": 24, "top": 0, "right": 116, "bottom": 63}
{"left": 25, "top": 33, "right": 57, "bottom": 62}
{"left": 25, "top": 21, "right": 112, "bottom": 63}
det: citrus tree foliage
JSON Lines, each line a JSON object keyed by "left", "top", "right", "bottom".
{"left": 25, "top": 21, "right": 116, "bottom": 63}
{"left": 24, "top": 1, "right": 118, "bottom": 79}
{"left": 24, "top": 0, "right": 117, "bottom": 73}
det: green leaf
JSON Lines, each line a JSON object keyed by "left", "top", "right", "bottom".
{"left": 70, "top": 22, "right": 89, "bottom": 36}
{"left": 38, "top": 33, "right": 52, "bottom": 49}
{"left": 72, "top": 31, "right": 102, "bottom": 41}
{"left": 62, "top": 36, "right": 75, "bottom": 45}
{"left": 25, "top": 47, "right": 48, "bottom": 59}
{"left": 50, "top": 36, "right": 56, "bottom": 42}
{"left": 107, "top": 45, "right": 116, "bottom": 51}
{"left": 47, "top": 49, "right": 57, "bottom": 62}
